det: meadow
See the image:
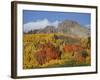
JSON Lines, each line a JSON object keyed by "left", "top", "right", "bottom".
{"left": 23, "top": 33, "right": 91, "bottom": 69}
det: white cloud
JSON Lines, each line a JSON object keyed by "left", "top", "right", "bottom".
{"left": 24, "top": 19, "right": 60, "bottom": 32}
{"left": 85, "top": 24, "right": 91, "bottom": 28}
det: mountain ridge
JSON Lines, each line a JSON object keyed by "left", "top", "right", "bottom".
{"left": 26, "top": 20, "right": 90, "bottom": 38}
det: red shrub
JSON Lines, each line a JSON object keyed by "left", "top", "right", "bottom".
{"left": 35, "top": 43, "right": 61, "bottom": 65}
{"left": 63, "top": 44, "right": 83, "bottom": 53}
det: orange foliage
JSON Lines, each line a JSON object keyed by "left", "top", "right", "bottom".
{"left": 63, "top": 44, "right": 87, "bottom": 63}
{"left": 63, "top": 44, "right": 83, "bottom": 53}
{"left": 35, "top": 43, "right": 61, "bottom": 65}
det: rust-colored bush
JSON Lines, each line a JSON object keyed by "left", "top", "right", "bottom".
{"left": 35, "top": 43, "right": 61, "bottom": 65}
{"left": 63, "top": 44, "right": 83, "bottom": 53}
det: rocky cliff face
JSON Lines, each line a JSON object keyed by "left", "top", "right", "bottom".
{"left": 40, "top": 26, "right": 57, "bottom": 33}
{"left": 57, "top": 20, "right": 90, "bottom": 38}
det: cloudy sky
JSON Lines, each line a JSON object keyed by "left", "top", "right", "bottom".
{"left": 23, "top": 10, "right": 91, "bottom": 32}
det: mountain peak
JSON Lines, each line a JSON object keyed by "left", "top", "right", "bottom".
{"left": 58, "top": 20, "right": 90, "bottom": 38}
